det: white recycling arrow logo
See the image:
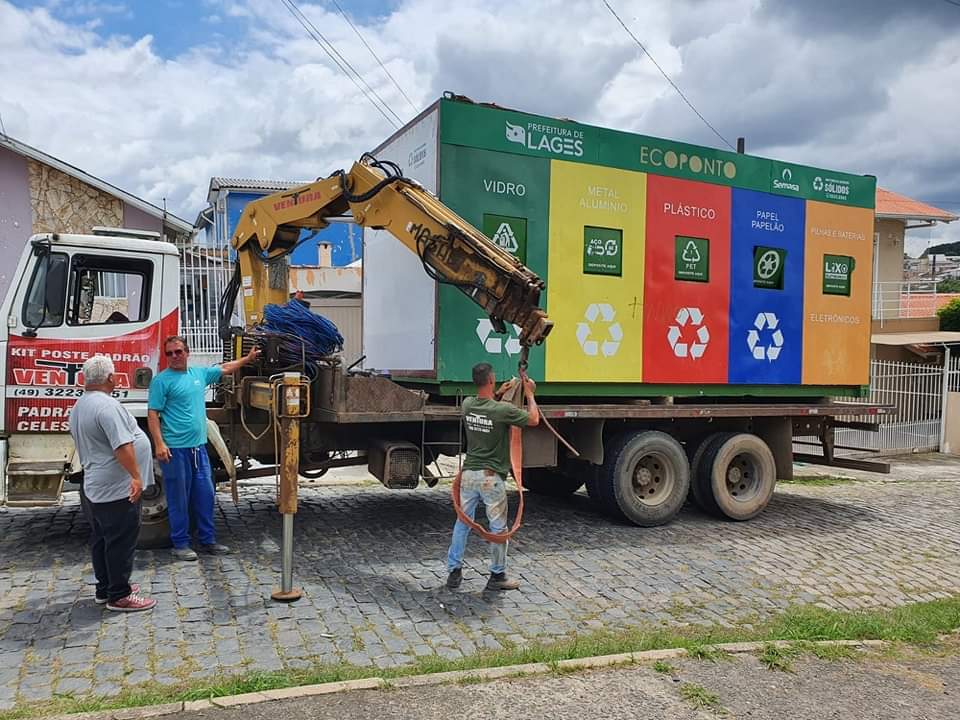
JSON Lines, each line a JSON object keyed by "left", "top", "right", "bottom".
{"left": 575, "top": 303, "right": 623, "bottom": 357}
{"left": 746, "top": 312, "right": 784, "bottom": 361}
{"left": 475, "top": 319, "right": 522, "bottom": 356}
{"left": 667, "top": 307, "right": 709, "bottom": 359}
{"left": 491, "top": 222, "right": 519, "bottom": 253}
{"left": 681, "top": 240, "right": 701, "bottom": 263}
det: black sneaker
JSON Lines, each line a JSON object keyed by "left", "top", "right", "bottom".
{"left": 446, "top": 568, "right": 463, "bottom": 589}
{"left": 485, "top": 572, "right": 520, "bottom": 591}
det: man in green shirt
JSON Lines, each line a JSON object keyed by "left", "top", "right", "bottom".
{"left": 446, "top": 362, "right": 539, "bottom": 591}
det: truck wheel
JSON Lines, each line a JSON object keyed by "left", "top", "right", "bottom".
{"left": 699, "top": 433, "right": 776, "bottom": 521}
{"left": 689, "top": 432, "right": 735, "bottom": 514}
{"left": 599, "top": 431, "right": 690, "bottom": 527}
{"left": 523, "top": 468, "right": 585, "bottom": 496}
{"left": 137, "top": 467, "right": 171, "bottom": 550}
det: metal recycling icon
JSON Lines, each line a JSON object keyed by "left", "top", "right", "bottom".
{"left": 667, "top": 307, "right": 709, "bottom": 359}
{"left": 575, "top": 303, "right": 623, "bottom": 357}
{"left": 746, "top": 312, "right": 784, "bottom": 361}
{"left": 475, "top": 318, "right": 522, "bottom": 356}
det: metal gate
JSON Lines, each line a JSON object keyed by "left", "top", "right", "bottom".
{"left": 796, "top": 358, "right": 956, "bottom": 457}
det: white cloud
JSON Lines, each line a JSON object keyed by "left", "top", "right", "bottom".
{"left": 0, "top": 0, "right": 956, "bottom": 250}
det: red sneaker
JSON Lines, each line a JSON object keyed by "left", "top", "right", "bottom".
{"left": 96, "top": 583, "right": 140, "bottom": 605}
{"left": 106, "top": 592, "right": 156, "bottom": 613}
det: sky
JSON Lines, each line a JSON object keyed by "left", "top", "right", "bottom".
{"left": 1, "top": 0, "right": 958, "bottom": 255}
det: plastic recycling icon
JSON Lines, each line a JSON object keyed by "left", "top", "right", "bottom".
{"left": 681, "top": 240, "right": 702, "bottom": 263}
{"left": 475, "top": 318, "right": 522, "bottom": 356}
{"left": 576, "top": 303, "right": 623, "bottom": 357}
{"left": 667, "top": 307, "right": 709, "bottom": 359}
{"left": 747, "top": 312, "right": 783, "bottom": 361}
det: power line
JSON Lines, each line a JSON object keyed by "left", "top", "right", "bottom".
{"left": 330, "top": 0, "right": 418, "bottom": 113}
{"left": 600, "top": 0, "right": 735, "bottom": 150}
{"left": 278, "top": 0, "right": 402, "bottom": 129}
{"left": 942, "top": 0, "right": 960, "bottom": 8}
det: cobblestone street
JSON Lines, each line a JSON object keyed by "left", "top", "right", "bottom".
{"left": 1, "top": 468, "right": 960, "bottom": 709}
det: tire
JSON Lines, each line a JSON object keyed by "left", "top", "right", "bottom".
{"left": 699, "top": 433, "right": 776, "bottom": 521}
{"left": 689, "top": 432, "right": 735, "bottom": 514}
{"left": 137, "top": 465, "right": 171, "bottom": 550}
{"left": 598, "top": 431, "right": 690, "bottom": 527}
{"left": 523, "top": 468, "right": 585, "bottom": 496}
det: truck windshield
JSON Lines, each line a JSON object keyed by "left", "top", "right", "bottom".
{"left": 22, "top": 252, "right": 68, "bottom": 329}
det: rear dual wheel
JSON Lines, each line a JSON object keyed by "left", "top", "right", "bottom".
{"left": 589, "top": 431, "right": 689, "bottom": 527}
{"left": 689, "top": 433, "right": 776, "bottom": 521}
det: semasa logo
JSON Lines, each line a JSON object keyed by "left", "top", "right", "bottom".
{"left": 772, "top": 167, "right": 800, "bottom": 192}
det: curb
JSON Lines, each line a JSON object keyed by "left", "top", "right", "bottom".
{"left": 45, "top": 639, "right": 889, "bottom": 719}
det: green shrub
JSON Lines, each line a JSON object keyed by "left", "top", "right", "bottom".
{"left": 937, "top": 297, "right": 960, "bottom": 330}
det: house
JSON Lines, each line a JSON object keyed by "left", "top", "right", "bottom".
{"left": 0, "top": 134, "right": 193, "bottom": 305}
{"left": 871, "top": 188, "right": 960, "bottom": 361}
{"left": 190, "top": 178, "right": 363, "bottom": 364}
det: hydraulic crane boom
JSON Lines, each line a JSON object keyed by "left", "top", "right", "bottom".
{"left": 227, "top": 155, "right": 553, "bottom": 347}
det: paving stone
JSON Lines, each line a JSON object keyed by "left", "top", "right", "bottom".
{"left": 3, "top": 471, "right": 960, "bottom": 696}
{"left": 55, "top": 676, "right": 93, "bottom": 695}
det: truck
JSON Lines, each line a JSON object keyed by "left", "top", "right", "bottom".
{"left": 0, "top": 98, "right": 889, "bottom": 597}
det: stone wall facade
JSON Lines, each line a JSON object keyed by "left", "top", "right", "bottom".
{"left": 27, "top": 159, "right": 122, "bottom": 234}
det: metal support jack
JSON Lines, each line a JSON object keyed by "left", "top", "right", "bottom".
{"left": 272, "top": 373, "right": 307, "bottom": 603}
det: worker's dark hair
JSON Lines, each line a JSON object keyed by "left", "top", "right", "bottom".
{"left": 163, "top": 335, "right": 190, "bottom": 352}
{"left": 472, "top": 362, "right": 493, "bottom": 388}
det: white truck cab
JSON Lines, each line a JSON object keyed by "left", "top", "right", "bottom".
{"left": 0, "top": 228, "right": 180, "bottom": 506}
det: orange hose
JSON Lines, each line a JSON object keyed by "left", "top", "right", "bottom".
{"left": 451, "top": 421, "right": 525, "bottom": 544}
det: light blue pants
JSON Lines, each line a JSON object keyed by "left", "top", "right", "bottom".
{"left": 161, "top": 446, "right": 216, "bottom": 549}
{"left": 447, "top": 469, "right": 509, "bottom": 575}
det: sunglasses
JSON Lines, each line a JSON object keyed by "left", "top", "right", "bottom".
{"left": 165, "top": 349, "right": 186, "bottom": 357}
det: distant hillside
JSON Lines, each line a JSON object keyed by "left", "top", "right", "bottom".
{"left": 921, "top": 241, "right": 960, "bottom": 257}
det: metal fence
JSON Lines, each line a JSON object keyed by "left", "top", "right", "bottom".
{"left": 871, "top": 280, "right": 959, "bottom": 322}
{"left": 796, "top": 357, "right": 960, "bottom": 457}
{"left": 178, "top": 242, "right": 231, "bottom": 357}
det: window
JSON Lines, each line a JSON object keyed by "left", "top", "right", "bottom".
{"left": 67, "top": 255, "right": 153, "bottom": 326}
{"left": 22, "top": 252, "right": 68, "bottom": 328}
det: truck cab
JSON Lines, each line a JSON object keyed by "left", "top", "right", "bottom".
{"left": 0, "top": 228, "right": 180, "bottom": 506}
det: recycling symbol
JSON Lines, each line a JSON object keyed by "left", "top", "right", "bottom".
{"left": 667, "top": 307, "right": 709, "bottom": 359}
{"left": 747, "top": 312, "right": 784, "bottom": 361}
{"left": 681, "top": 241, "right": 701, "bottom": 263}
{"left": 476, "top": 319, "right": 521, "bottom": 356}
{"left": 813, "top": 176, "right": 824, "bottom": 191}
{"left": 756, "top": 250, "right": 781, "bottom": 279}
{"left": 491, "top": 222, "right": 519, "bottom": 253}
{"left": 576, "top": 303, "right": 623, "bottom": 357}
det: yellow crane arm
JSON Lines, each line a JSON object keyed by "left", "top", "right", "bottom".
{"left": 230, "top": 156, "right": 553, "bottom": 347}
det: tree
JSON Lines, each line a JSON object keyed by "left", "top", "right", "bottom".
{"left": 936, "top": 279, "right": 960, "bottom": 294}
{"left": 937, "top": 298, "right": 960, "bottom": 330}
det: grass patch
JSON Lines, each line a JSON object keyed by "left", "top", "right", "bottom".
{"left": 4, "top": 595, "right": 960, "bottom": 720}
{"left": 781, "top": 475, "right": 856, "bottom": 487}
{"left": 652, "top": 660, "right": 676, "bottom": 674}
{"left": 688, "top": 644, "right": 728, "bottom": 662}
{"left": 679, "top": 683, "right": 724, "bottom": 712}
{"left": 758, "top": 643, "right": 800, "bottom": 672}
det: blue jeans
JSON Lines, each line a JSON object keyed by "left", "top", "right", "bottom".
{"left": 447, "top": 469, "right": 509, "bottom": 575}
{"left": 161, "top": 446, "right": 216, "bottom": 549}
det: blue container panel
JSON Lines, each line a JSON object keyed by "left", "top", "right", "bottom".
{"left": 728, "top": 189, "right": 805, "bottom": 384}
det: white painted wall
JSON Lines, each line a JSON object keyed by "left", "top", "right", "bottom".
{"left": 362, "top": 107, "right": 439, "bottom": 373}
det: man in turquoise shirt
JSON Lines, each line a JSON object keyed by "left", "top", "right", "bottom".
{"left": 148, "top": 335, "right": 259, "bottom": 561}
